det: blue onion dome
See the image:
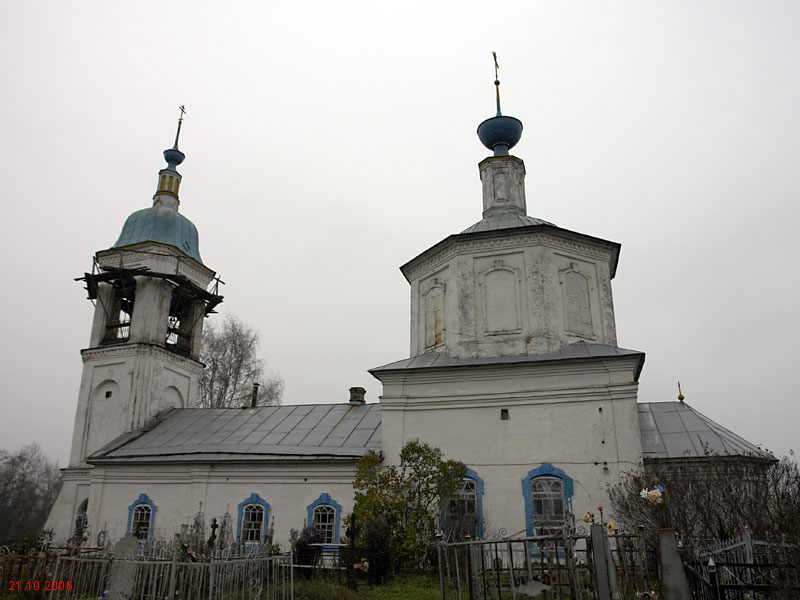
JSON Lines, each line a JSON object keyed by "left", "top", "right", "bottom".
{"left": 113, "top": 205, "right": 203, "bottom": 263}
{"left": 477, "top": 115, "right": 523, "bottom": 156}
{"left": 163, "top": 147, "right": 185, "bottom": 169}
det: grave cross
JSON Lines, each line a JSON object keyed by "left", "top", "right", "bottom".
{"left": 208, "top": 517, "right": 219, "bottom": 548}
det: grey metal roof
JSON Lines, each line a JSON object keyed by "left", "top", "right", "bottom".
{"left": 371, "top": 342, "right": 644, "bottom": 377}
{"left": 461, "top": 213, "right": 555, "bottom": 234}
{"left": 88, "top": 403, "right": 381, "bottom": 464}
{"left": 638, "top": 402, "right": 770, "bottom": 460}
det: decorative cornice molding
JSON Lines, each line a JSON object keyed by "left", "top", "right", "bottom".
{"left": 60, "top": 468, "right": 91, "bottom": 479}
{"left": 374, "top": 355, "right": 643, "bottom": 385}
{"left": 405, "top": 230, "right": 615, "bottom": 282}
{"left": 81, "top": 342, "right": 204, "bottom": 371}
{"left": 379, "top": 383, "right": 640, "bottom": 411}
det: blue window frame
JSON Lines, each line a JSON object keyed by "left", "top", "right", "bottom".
{"left": 442, "top": 468, "right": 485, "bottom": 540}
{"left": 236, "top": 493, "right": 271, "bottom": 545}
{"left": 126, "top": 493, "right": 157, "bottom": 544}
{"left": 306, "top": 493, "right": 342, "bottom": 546}
{"left": 522, "top": 463, "right": 574, "bottom": 537}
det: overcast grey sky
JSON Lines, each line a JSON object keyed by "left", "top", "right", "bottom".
{"left": 1, "top": 1, "right": 798, "bottom": 464}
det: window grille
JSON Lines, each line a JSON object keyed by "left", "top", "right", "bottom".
{"left": 446, "top": 478, "right": 478, "bottom": 539}
{"left": 312, "top": 505, "right": 336, "bottom": 544}
{"left": 131, "top": 505, "right": 151, "bottom": 540}
{"left": 530, "top": 477, "right": 565, "bottom": 536}
{"left": 241, "top": 504, "right": 264, "bottom": 543}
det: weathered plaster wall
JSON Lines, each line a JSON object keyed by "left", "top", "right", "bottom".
{"left": 407, "top": 231, "right": 618, "bottom": 358}
{"left": 67, "top": 345, "right": 202, "bottom": 467}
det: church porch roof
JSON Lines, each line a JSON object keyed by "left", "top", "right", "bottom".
{"left": 638, "top": 401, "right": 772, "bottom": 460}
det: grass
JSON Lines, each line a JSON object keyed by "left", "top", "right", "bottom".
{"left": 293, "top": 573, "right": 441, "bottom": 600}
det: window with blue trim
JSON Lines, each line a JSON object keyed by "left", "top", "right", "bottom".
{"left": 522, "top": 464, "right": 573, "bottom": 537}
{"left": 443, "top": 469, "right": 484, "bottom": 540}
{"left": 312, "top": 505, "right": 336, "bottom": 544}
{"left": 446, "top": 479, "right": 478, "bottom": 539}
{"left": 73, "top": 499, "right": 89, "bottom": 539}
{"left": 237, "top": 493, "right": 271, "bottom": 545}
{"left": 241, "top": 504, "right": 265, "bottom": 543}
{"left": 530, "top": 477, "right": 565, "bottom": 536}
{"left": 306, "top": 493, "right": 342, "bottom": 546}
{"left": 126, "top": 493, "right": 157, "bottom": 543}
{"left": 132, "top": 506, "right": 151, "bottom": 540}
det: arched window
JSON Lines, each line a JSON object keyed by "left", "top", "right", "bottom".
{"left": 73, "top": 499, "right": 89, "bottom": 538}
{"left": 104, "top": 279, "right": 135, "bottom": 343}
{"left": 522, "top": 464, "right": 573, "bottom": 537}
{"left": 241, "top": 504, "right": 265, "bottom": 543}
{"left": 424, "top": 284, "right": 444, "bottom": 349}
{"left": 530, "top": 477, "right": 565, "bottom": 536}
{"left": 306, "top": 493, "right": 342, "bottom": 546}
{"left": 443, "top": 469, "right": 485, "bottom": 540}
{"left": 132, "top": 506, "right": 151, "bottom": 540}
{"left": 564, "top": 271, "right": 593, "bottom": 336}
{"left": 236, "top": 493, "right": 271, "bottom": 545}
{"left": 126, "top": 493, "right": 157, "bottom": 543}
{"left": 312, "top": 505, "right": 336, "bottom": 545}
{"left": 446, "top": 479, "right": 478, "bottom": 539}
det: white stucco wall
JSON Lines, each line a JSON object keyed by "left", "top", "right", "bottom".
{"left": 48, "top": 461, "right": 360, "bottom": 549}
{"left": 375, "top": 355, "right": 643, "bottom": 536}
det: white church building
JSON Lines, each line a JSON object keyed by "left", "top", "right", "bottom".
{"left": 45, "top": 87, "right": 768, "bottom": 550}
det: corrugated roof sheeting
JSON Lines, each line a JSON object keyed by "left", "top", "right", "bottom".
{"left": 89, "top": 403, "right": 381, "bottom": 464}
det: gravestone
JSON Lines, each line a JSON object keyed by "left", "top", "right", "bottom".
{"left": 657, "top": 529, "right": 691, "bottom": 600}
{"left": 590, "top": 523, "right": 619, "bottom": 600}
{"left": 107, "top": 533, "right": 140, "bottom": 600}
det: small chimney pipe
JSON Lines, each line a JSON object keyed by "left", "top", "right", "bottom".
{"left": 349, "top": 386, "right": 366, "bottom": 405}
{"left": 251, "top": 382, "right": 260, "bottom": 408}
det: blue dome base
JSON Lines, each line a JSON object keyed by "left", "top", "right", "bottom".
{"left": 113, "top": 205, "right": 203, "bottom": 263}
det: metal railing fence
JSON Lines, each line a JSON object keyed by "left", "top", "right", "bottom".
{"left": 46, "top": 553, "right": 293, "bottom": 600}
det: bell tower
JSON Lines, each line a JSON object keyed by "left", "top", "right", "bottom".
{"left": 68, "top": 109, "right": 222, "bottom": 467}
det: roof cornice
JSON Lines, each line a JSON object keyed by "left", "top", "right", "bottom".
{"left": 399, "top": 223, "right": 621, "bottom": 282}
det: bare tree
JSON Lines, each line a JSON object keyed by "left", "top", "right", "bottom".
{"left": 609, "top": 454, "right": 800, "bottom": 549}
{"left": 0, "top": 443, "right": 62, "bottom": 544}
{"left": 198, "top": 314, "right": 284, "bottom": 408}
